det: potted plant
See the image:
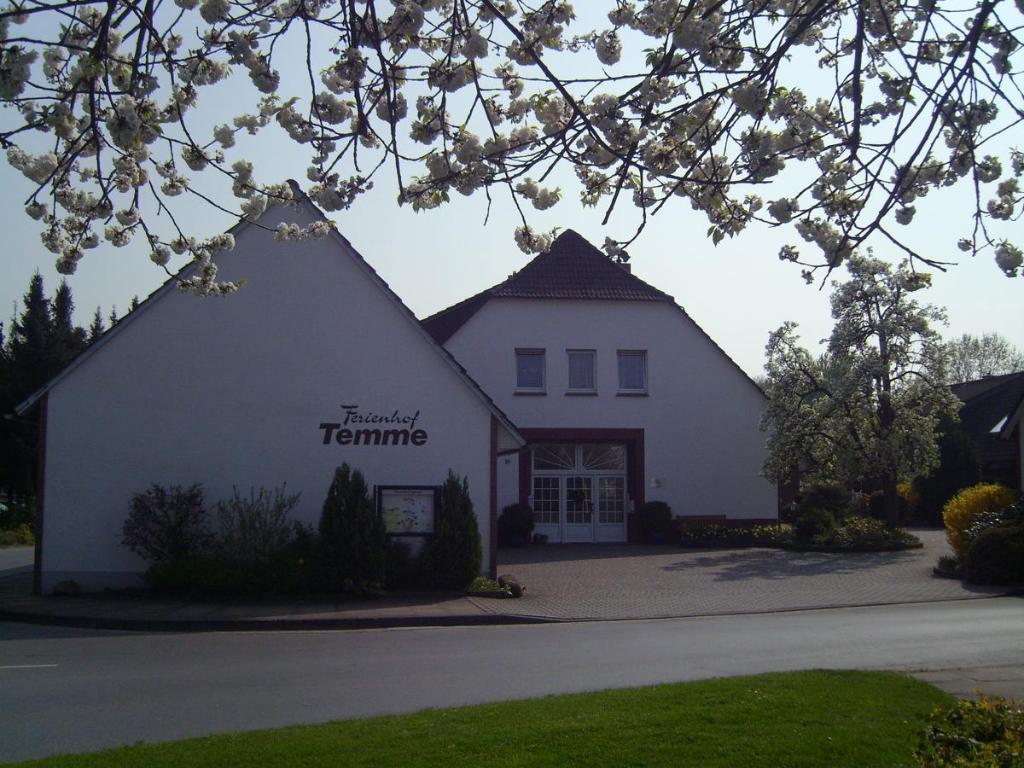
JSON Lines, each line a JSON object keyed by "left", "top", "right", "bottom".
{"left": 638, "top": 501, "right": 673, "bottom": 544}
{"left": 498, "top": 503, "right": 535, "bottom": 547}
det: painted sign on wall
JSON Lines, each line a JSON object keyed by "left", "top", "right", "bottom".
{"left": 319, "top": 403, "right": 428, "bottom": 446}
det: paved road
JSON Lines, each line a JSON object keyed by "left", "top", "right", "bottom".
{"left": 2, "top": 596, "right": 1022, "bottom": 763}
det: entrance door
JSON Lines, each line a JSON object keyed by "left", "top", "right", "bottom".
{"left": 530, "top": 444, "right": 628, "bottom": 543}
{"left": 563, "top": 476, "right": 594, "bottom": 542}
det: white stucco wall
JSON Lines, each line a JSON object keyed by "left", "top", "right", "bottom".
{"left": 40, "top": 203, "right": 501, "bottom": 592}
{"left": 443, "top": 298, "right": 776, "bottom": 522}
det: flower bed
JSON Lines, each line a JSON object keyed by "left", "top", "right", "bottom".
{"left": 678, "top": 519, "right": 922, "bottom": 553}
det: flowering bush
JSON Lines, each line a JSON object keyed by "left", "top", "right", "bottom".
{"left": 916, "top": 695, "right": 1024, "bottom": 767}
{"left": 942, "top": 484, "right": 1018, "bottom": 560}
{"left": 678, "top": 524, "right": 788, "bottom": 548}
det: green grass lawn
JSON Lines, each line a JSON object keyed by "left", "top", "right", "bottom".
{"left": 19, "top": 670, "right": 952, "bottom": 768}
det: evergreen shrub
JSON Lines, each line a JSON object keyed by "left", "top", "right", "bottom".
{"left": 963, "top": 525, "right": 1024, "bottom": 585}
{"left": 422, "top": 471, "right": 481, "bottom": 589}
{"left": 317, "top": 464, "right": 386, "bottom": 592}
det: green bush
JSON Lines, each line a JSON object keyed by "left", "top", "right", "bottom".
{"left": 122, "top": 484, "right": 210, "bottom": 564}
{"left": 916, "top": 695, "right": 1023, "bottom": 767}
{"left": 0, "top": 523, "right": 34, "bottom": 546}
{"left": 497, "top": 503, "right": 534, "bottom": 546}
{"left": 215, "top": 484, "right": 301, "bottom": 563}
{"left": 421, "top": 471, "right": 482, "bottom": 590}
{"left": 801, "top": 483, "right": 850, "bottom": 518}
{"left": 963, "top": 525, "right": 1024, "bottom": 585}
{"left": 638, "top": 501, "right": 673, "bottom": 542}
{"left": 317, "top": 464, "right": 386, "bottom": 592}
{"left": 793, "top": 507, "right": 838, "bottom": 541}
{"left": 0, "top": 496, "right": 34, "bottom": 531}
{"left": 964, "top": 497, "right": 1024, "bottom": 546}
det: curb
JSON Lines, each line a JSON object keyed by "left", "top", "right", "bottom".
{"left": 0, "top": 608, "right": 552, "bottom": 633}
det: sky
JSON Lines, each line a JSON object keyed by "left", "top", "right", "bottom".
{"left": 2, "top": 5, "right": 1021, "bottom": 379}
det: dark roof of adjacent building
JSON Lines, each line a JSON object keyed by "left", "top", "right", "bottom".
{"left": 951, "top": 371, "right": 1024, "bottom": 486}
{"left": 421, "top": 229, "right": 672, "bottom": 345}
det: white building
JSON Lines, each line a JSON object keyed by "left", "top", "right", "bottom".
{"left": 20, "top": 197, "right": 522, "bottom": 593}
{"left": 422, "top": 230, "right": 777, "bottom": 543}
{"left": 22, "top": 200, "right": 775, "bottom": 593}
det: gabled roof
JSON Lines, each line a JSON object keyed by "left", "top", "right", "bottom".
{"left": 422, "top": 229, "right": 672, "bottom": 345}
{"left": 421, "top": 229, "right": 764, "bottom": 397}
{"left": 950, "top": 371, "right": 1024, "bottom": 472}
{"left": 16, "top": 190, "right": 524, "bottom": 448}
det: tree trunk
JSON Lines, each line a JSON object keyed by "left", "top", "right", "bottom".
{"left": 882, "top": 476, "right": 900, "bottom": 528}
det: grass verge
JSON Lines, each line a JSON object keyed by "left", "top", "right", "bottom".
{"left": 17, "top": 670, "right": 951, "bottom": 768}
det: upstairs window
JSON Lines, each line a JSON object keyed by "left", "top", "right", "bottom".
{"left": 516, "top": 349, "right": 546, "bottom": 392}
{"left": 617, "top": 350, "right": 647, "bottom": 393}
{"left": 567, "top": 349, "right": 596, "bottom": 392}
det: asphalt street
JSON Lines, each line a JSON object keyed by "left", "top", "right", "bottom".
{"left": 1, "top": 596, "right": 1023, "bottom": 763}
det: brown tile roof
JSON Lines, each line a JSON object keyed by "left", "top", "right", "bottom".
{"left": 421, "top": 229, "right": 672, "bottom": 343}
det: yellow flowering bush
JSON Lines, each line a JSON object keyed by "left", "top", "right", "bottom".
{"left": 942, "top": 483, "right": 1017, "bottom": 560}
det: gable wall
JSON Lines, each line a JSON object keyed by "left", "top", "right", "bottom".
{"left": 444, "top": 298, "right": 776, "bottom": 520}
{"left": 41, "top": 204, "right": 496, "bottom": 591}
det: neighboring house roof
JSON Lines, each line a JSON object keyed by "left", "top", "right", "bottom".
{"left": 951, "top": 371, "right": 1024, "bottom": 484}
{"left": 16, "top": 189, "right": 524, "bottom": 448}
{"left": 420, "top": 228, "right": 764, "bottom": 396}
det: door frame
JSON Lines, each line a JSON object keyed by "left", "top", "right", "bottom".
{"left": 519, "top": 428, "right": 645, "bottom": 543}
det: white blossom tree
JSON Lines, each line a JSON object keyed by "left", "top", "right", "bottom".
{"left": 1, "top": 0, "right": 1022, "bottom": 295}
{"left": 761, "top": 253, "right": 961, "bottom": 525}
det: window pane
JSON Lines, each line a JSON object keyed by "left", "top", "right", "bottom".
{"left": 582, "top": 444, "right": 626, "bottom": 470}
{"left": 533, "top": 444, "right": 576, "bottom": 470}
{"left": 568, "top": 350, "right": 595, "bottom": 390}
{"left": 516, "top": 350, "right": 544, "bottom": 389}
{"left": 618, "top": 351, "right": 646, "bottom": 390}
{"left": 598, "top": 477, "right": 625, "bottom": 524}
{"left": 566, "top": 477, "right": 592, "bottom": 524}
{"left": 532, "top": 476, "right": 560, "bottom": 525}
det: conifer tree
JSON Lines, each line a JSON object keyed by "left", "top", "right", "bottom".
{"left": 422, "top": 472, "right": 482, "bottom": 589}
{"left": 317, "top": 464, "right": 386, "bottom": 591}
{"left": 87, "top": 308, "right": 105, "bottom": 345}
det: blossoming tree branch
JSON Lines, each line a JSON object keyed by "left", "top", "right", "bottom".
{"left": 0, "top": 0, "right": 1021, "bottom": 295}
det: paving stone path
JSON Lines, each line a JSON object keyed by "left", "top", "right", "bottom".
{"left": 482, "top": 528, "right": 1013, "bottom": 620}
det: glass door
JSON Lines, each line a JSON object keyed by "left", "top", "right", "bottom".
{"left": 563, "top": 476, "right": 594, "bottom": 542}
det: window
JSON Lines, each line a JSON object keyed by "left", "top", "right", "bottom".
{"left": 617, "top": 350, "right": 647, "bottom": 393}
{"left": 516, "top": 349, "right": 545, "bottom": 392}
{"left": 567, "top": 349, "right": 596, "bottom": 392}
{"left": 532, "top": 477, "right": 560, "bottom": 525}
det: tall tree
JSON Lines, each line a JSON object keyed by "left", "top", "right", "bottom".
{"left": 762, "top": 254, "right": 961, "bottom": 525}
{"left": 0, "top": 1, "right": 1021, "bottom": 295}
{"left": 7, "top": 274, "right": 53, "bottom": 399}
{"left": 87, "top": 308, "right": 105, "bottom": 345}
{"left": 51, "top": 282, "right": 88, "bottom": 367}
{"left": 1, "top": 275, "right": 91, "bottom": 495}
{"left": 944, "top": 333, "right": 1024, "bottom": 383}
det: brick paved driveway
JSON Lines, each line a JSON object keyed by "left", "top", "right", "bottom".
{"left": 478, "top": 529, "right": 1013, "bottom": 620}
